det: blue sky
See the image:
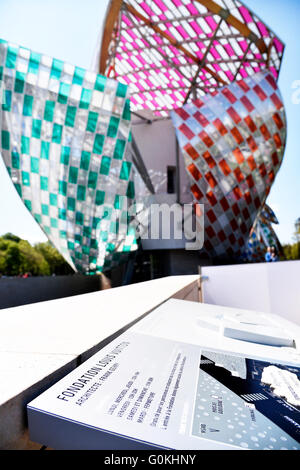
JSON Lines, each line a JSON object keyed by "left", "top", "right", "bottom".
{"left": 0, "top": 0, "right": 299, "bottom": 244}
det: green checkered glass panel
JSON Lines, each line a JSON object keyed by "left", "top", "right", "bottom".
{"left": 0, "top": 39, "right": 137, "bottom": 273}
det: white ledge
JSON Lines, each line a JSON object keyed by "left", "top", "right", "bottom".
{"left": 0, "top": 275, "right": 199, "bottom": 449}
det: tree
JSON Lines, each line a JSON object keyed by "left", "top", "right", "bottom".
{"left": 0, "top": 251, "right": 5, "bottom": 273}
{"left": 18, "top": 240, "right": 50, "bottom": 276}
{"left": 0, "top": 234, "right": 73, "bottom": 276}
{"left": 2, "top": 233, "right": 21, "bottom": 243}
{"left": 295, "top": 218, "right": 300, "bottom": 243}
{"left": 35, "top": 242, "right": 73, "bottom": 275}
{"left": 283, "top": 242, "right": 300, "bottom": 261}
{"left": 282, "top": 218, "right": 300, "bottom": 261}
{"left": 4, "top": 241, "right": 21, "bottom": 276}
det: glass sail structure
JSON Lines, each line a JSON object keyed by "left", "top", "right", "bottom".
{"left": 97, "top": 0, "right": 286, "bottom": 260}
{"left": 243, "top": 204, "right": 282, "bottom": 262}
{"left": 98, "top": 0, "right": 284, "bottom": 116}
{"left": 171, "top": 71, "right": 286, "bottom": 257}
{"left": 0, "top": 39, "right": 137, "bottom": 274}
{"left": 0, "top": 1, "right": 287, "bottom": 270}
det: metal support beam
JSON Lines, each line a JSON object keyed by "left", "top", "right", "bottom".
{"left": 175, "top": 134, "right": 181, "bottom": 204}
{"left": 232, "top": 42, "right": 252, "bottom": 82}
{"left": 124, "top": 3, "right": 227, "bottom": 85}
{"left": 194, "top": 0, "right": 267, "bottom": 54}
{"left": 131, "top": 134, "right": 155, "bottom": 195}
{"left": 99, "top": 0, "right": 123, "bottom": 75}
{"left": 184, "top": 18, "right": 223, "bottom": 104}
{"left": 266, "top": 38, "right": 275, "bottom": 69}
{"left": 131, "top": 111, "right": 152, "bottom": 124}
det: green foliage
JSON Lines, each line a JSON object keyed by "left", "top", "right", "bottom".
{"left": 2, "top": 232, "right": 21, "bottom": 243}
{"left": 19, "top": 240, "right": 50, "bottom": 276}
{"left": 282, "top": 218, "right": 300, "bottom": 261}
{"left": 35, "top": 242, "right": 73, "bottom": 275}
{"left": 0, "top": 233, "right": 73, "bottom": 276}
{"left": 282, "top": 242, "right": 300, "bottom": 261}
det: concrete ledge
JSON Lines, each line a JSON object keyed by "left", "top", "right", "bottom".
{"left": 0, "top": 275, "right": 199, "bottom": 449}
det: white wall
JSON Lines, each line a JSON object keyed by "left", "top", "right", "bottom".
{"left": 132, "top": 116, "right": 191, "bottom": 202}
{"left": 202, "top": 260, "right": 300, "bottom": 325}
{"left": 133, "top": 114, "right": 193, "bottom": 250}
